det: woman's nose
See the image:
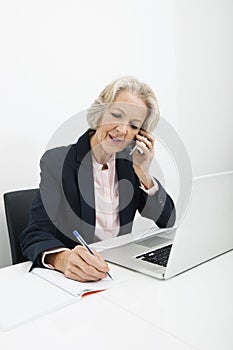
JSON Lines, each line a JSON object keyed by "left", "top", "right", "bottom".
{"left": 116, "top": 123, "right": 128, "bottom": 135}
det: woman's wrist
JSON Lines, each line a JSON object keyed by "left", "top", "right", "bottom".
{"left": 44, "top": 250, "right": 71, "bottom": 271}
{"left": 138, "top": 172, "right": 154, "bottom": 190}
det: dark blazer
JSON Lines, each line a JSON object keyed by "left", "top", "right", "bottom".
{"left": 19, "top": 130, "right": 176, "bottom": 269}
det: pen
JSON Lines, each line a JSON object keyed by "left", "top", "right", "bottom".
{"left": 72, "top": 230, "right": 113, "bottom": 280}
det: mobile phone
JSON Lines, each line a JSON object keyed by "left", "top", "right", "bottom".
{"left": 129, "top": 144, "right": 144, "bottom": 155}
{"left": 129, "top": 130, "right": 144, "bottom": 156}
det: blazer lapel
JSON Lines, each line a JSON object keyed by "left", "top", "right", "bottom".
{"left": 116, "top": 152, "right": 137, "bottom": 235}
{"left": 61, "top": 130, "right": 95, "bottom": 243}
{"left": 75, "top": 131, "right": 96, "bottom": 243}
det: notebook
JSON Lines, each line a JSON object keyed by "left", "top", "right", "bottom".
{"left": 102, "top": 171, "right": 233, "bottom": 279}
{"left": 32, "top": 267, "right": 119, "bottom": 297}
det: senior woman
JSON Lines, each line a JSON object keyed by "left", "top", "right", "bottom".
{"left": 20, "top": 76, "right": 176, "bottom": 282}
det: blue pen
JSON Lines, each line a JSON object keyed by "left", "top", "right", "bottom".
{"left": 72, "top": 230, "right": 113, "bottom": 280}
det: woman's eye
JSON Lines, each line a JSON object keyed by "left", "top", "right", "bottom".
{"left": 130, "top": 124, "right": 139, "bottom": 130}
{"left": 111, "top": 112, "right": 122, "bottom": 118}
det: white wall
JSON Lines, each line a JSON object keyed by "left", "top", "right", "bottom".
{"left": 175, "top": 0, "right": 233, "bottom": 176}
{"left": 1, "top": 0, "right": 232, "bottom": 268}
{"left": 0, "top": 0, "right": 177, "bottom": 267}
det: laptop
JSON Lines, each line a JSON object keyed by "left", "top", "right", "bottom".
{"left": 102, "top": 171, "right": 233, "bottom": 279}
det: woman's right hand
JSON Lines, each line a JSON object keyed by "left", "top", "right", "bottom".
{"left": 45, "top": 245, "right": 110, "bottom": 282}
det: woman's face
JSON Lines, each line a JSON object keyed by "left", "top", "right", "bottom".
{"left": 92, "top": 90, "right": 148, "bottom": 155}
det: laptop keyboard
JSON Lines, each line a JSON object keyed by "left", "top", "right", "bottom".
{"left": 136, "top": 244, "right": 172, "bottom": 267}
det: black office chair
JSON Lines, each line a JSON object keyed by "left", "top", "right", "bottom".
{"left": 3, "top": 189, "right": 38, "bottom": 264}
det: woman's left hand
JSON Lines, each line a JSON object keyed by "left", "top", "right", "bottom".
{"left": 132, "top": 129, "right": 155, "bottom": 189}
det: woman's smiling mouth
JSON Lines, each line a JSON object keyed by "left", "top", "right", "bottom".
{"left": 108, "top": 134, "right": 123, "bottom": 144}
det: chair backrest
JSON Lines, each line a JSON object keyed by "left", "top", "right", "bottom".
{"left": 3, "top": 189, "right": 38, "bottom": 264}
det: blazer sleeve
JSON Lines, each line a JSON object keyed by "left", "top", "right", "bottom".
{"left": 137, "top": 178, "right": 176, "bottom": 228}
{"left": 19, "top": 149, "right": 70, "bottom": 269}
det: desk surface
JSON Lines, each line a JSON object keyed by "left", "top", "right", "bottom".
{"left": 0, "top": 250, "right": 232, "bottom": 350}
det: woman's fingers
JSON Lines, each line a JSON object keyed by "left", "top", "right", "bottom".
{"left": 73, "top": 246, "right": 109, "bottom": 271}
{"left": 136, "top": 131, "right": 154, "bottom": 152}
{"left": 62, "top": 245, "right": 109, "bottom": 282}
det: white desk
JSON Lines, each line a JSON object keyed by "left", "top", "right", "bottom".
{"left": 0, "top": 251, "right": 232, "bottom": 350}
{"left": 100, "top": 250, "right": 233, "bottom": 350}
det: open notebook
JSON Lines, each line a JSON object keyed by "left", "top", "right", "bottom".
{"left": 0, "top": 263, "right": 122, "bottom": 331}
{"left": 32, "top": 268, "right": 119, "bottom": 297}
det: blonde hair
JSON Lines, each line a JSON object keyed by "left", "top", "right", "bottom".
{"left": 87, "top": 76, "right": 160, "bottom": 132}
